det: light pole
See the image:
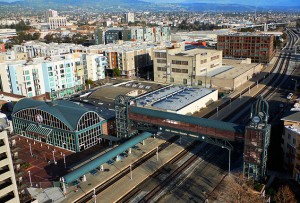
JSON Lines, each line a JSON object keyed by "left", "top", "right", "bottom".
{"left": 63, "top": 153, "right": 66, "bottom": 168}
{"left": 129, "top": 164, "right": 132, "bottom": 180}
{"left": 52, "top": 151, "right": 56, "bottom": 165}
{"left": 29, "top": 143, "right": 33, "bottom": 157}
{"left": 28, "top": 170, "right": 32, "bottom": 187}
{"left": 292, "top": 79, "right": 298, "bottom": 91}
{"left": 93, "top": 188, "right": 97, "bottom": 203}
{"left": 222, "top": 146, "right": 231, "bottom": 175}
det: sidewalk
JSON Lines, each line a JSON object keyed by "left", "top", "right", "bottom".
{"left": 61, "top": 134, "right": 193, "bottom": 203}
{"left": 194, "top": 57, "right": 278, "bottom": 120}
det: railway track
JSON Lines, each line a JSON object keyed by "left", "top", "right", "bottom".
{"left": 137, "top": 145, "right": 226, "bottom": 203}
{"left": 116, "top": 140, "right": 201, "bottom": 203}
{"left": 202, "top": 29, "right": 298, "bottom": 120}
{"left": 227, "top": 29, "right": 298, "bottom": 123}
{"left": 74, "top": 135, "right": 179, "bottom": 203}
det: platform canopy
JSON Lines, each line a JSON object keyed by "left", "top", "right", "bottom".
{"left": 63, "top": 132, "right": 152, "bottom": 184}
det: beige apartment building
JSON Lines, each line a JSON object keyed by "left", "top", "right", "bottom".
{"left": 281, "top": 112, "right": 300, "bottom": 183}
{"left": 154, "top": 47, "right": 222, "bottom": 87}
{"left": 0, "top": 130, "right": 20, "bottom": 203}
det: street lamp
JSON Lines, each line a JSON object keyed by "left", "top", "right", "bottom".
{"left": 52, "top": 151, "right": 56, "bottom": 165}
{"left": 29, "top": 143, "right": 33, "bottom": 157}
{"left": 292, "top": 79, "right": 298, "bottom": 91}
{"left": 28, "top": 171, "right": 32, "bottom": 187}
{"left": 93, "top": 188, "right": 97, "bottom": 203}
{"left": 222, "top": 146, "right": 231, "bottom": 175}
{"left": 63, "top": 153, "right": 66, "bottom": 168}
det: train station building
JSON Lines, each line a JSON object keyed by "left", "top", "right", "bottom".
{"left": 12, "top": 98, "right": 108, "bottom": 152}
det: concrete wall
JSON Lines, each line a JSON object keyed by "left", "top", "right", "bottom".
{"left": 177, "top": 89, "right": 218, "bottom": 115}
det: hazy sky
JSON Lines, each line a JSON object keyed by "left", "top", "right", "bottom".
{"left": 143, "top": 0, "right": 299, "bottom": 6}
{"left": 0, "top": 0, "right": 299, "bottom": 6}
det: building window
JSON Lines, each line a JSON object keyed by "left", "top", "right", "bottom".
{"left": 183, "top": 79, "right": 187, "bottom": 84}
{"left": 170, "top": 78, "right": 174, "bottom": 82}
{"left": 24, "top": 70, "right": 30, "bottom": 75}
{"left": 172, "top": 60, "right": 188, "bottom": 65}
{"left": 198, "top": 80, "right": 202, "bottom": 85}
{"left": 48, "top": 67, "right": 52, "bottom": 71}
{"left": 157, "top": 59, "right": 167, "bottom": 63}
{"left": 293, "top": 138, "right": 296, "bottom": 145}
{"left": 288, "top": 134, "right": 291, "bottom": 140}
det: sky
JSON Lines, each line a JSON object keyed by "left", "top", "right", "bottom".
{"left": 0, "top": 0, "right": 299, "bottom": 6}
{"left": 142, "top": 0, "right": 300, "bottom": 7}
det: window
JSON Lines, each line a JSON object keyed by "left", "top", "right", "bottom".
{"left": 293, "top": 138, "right": 296, "bottom": 145}
{"left": 49, "top": 72, "right": 53, "bottom": 76}
{"left": 172, "top": 60, "right": 188, "bottom": 65}
{"left": 26, "top": 76, "right": 30, "bottom": 81}
{"left": 198, "top": 80, "right": 202, "bottom": 85}
{"left": 48, "top": 67, "right": 52, "bottom": 71}
{"left": 157, "top": 59, "right": 167, "bottom": 63}
{"left": 155, "top": 52, "right": 167, "bottom": 58}
{"left": 288, "top": 134, "right": 291, "bottom": 140}
{"left": 183, "top": 79, "right": 187, "bottom": 84}
{"left": 170, "top": 78, "right": 174, "bottom": 82}
{"left": 24, "top": 70, "right": 30, "bottom": 75}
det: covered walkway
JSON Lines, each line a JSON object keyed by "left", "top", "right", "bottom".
{"left": 63, "top": 132, "right": 152, "bottom": 184}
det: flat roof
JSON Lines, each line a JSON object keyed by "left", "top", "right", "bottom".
{"left": 136, "top": 86, "right": 216, "bottom": 111}
{"left": 171, "top": 48, "right": 220, "bottom": 57}
{"left": 199, "top": 59, "right": 260, "bottom": 79}
{"left": 88, "top": 81, "right": 167, "bottom": 104}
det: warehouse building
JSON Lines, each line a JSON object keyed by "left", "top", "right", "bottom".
{"left": 217, "top": 33, "right": 275, "bottom": 63}
{"left": 200, "top": 58, "right": 263, "bottom": 91}
{"left": 12, "top": 98, "right": 108, "bottom": 152}
{"left": 135, "top": 86, "right": 218, "bottom": 115}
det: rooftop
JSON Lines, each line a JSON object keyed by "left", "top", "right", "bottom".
{"left": 199, "top": 59, "right": 260, "bottom": 79}
{"left": 136, "top": 86, "right": 216, "bottom": 112}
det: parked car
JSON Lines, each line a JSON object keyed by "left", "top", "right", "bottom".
{"left": 287, "top": 93, "right": 294, "bottom": 100}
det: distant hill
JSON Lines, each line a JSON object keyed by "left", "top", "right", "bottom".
{"left": 0, "top": 0, "right": 298, "bottom": 11}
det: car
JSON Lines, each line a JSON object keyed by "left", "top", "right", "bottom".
{"left": 287, "top": 93, "right": 294, "bottom": 100}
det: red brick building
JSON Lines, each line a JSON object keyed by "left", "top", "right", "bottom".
{"left": 217, "top": 33, "right": 275, "bottom": 63}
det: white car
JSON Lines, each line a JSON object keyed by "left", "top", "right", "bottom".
{"left": 287, "top": 93, "right": 294, "bottom": 100}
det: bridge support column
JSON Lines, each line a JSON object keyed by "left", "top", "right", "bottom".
{"left": 142, "top": 140, "right": 145, "bottom": 145}
{"left": 128, "top": 148, "right": 132, "bottom": 154}
{"left": 82, "top": 175, "right": 86, "bottom": 182}
{"left": 100, "top": 165, "right": 103, "bottom": 171}
{"left": 116, "top": 155, "right": 121, "bottom": 161}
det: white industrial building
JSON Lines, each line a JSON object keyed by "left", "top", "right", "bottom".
{"left": 135, "top": 85, "right": 218, "bottom": 115}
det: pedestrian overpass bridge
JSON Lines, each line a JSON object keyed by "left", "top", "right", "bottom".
{"left": 62, "top": 95, "right": 270, "bottom": 185}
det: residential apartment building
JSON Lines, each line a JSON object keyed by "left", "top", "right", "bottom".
{"left": 0, "top": 130, "right": 20, "bottom": 203}
{"left": 94, "top": 26, "right": 171, "bottom": 45}
{"left": 154, "top": 45, "right": 222, "bottom": 86}
{"left": 125, "top": 12, "right": 135, "bottom": 23}
{"left": 86, "top": 54, "right": 106, "bottom": 81}
{"left": 217, "top": 33, "right": 274, "bottom": 63}
{"left": 281, "top": 112, "right": 300, "bottom": 183}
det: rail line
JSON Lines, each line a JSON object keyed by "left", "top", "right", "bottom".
{"left": 74, "top": 135, "right": 180, "bottom": 203}
{"left": 116, "top": 140, "right": 202, "bottom": 203}
{"left": 202, "top": 29, "right": 298, "bottom": 119}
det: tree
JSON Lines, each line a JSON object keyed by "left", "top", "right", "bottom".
{"left": 274, "top": 185, "right": 297, "bottom": 203}
{"left": 85, "top": 79, "right": 94, "bottom": 85}
{"left": 32, "top": 32, "right": 41, "bottom": 40}
{"left": 113, "top": 68, "right": 120, "bottom": 77}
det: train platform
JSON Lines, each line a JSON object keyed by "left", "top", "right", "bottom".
{"left": 61, "top": 134, "right": 196, "bottom": 203}
{"left": 194, "top": 56, "right": 279, "bottom": 119}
